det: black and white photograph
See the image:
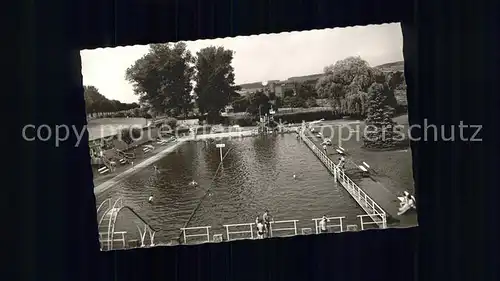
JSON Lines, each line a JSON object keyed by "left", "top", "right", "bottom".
{"left": 81, "top": 22, "right": 417, "bottom": 251}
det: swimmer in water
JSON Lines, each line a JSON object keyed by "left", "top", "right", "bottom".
{"left": 293, "top": 174, "right": 297, "bottom": 179}
{"left": 189, "top": 180, "right": 198, "bottom": 186}
{"left": 148, "top": 195, "right": 154, "bottom": 203}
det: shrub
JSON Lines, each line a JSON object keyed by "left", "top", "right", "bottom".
{"left": 120, "top": 127, "right": 143, "bottom": 146}
{"left": 362, "top": 82, "right": 399, "bottom": 150}
{"left": 276, "top": 110, "right": 338, "bottom": 123}
{"left": 164, "top": 117, "right": 178, "bottom": 129}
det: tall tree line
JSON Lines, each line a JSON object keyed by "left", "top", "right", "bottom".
{"left": 125, "top": 43, "right": 238, "bottom": 122}
{"left": 84, "top": 85, "right": 139, "bottom": 114}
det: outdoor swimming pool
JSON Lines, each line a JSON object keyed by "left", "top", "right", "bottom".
{"left": 96, "top": 134, "right": 367, "bottom": 244}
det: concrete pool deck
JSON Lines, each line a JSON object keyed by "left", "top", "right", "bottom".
{"left": 94, "top": 140, "right": 186, "bottom": 195}
{"left": 304, "top": 134, "right": 417, "bottom": 227}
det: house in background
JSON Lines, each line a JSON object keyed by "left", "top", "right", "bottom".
{"left": 235, "top": 73, "right": 325, "bottom": 99}
{"left": 236, "top": 80, "right": 280, "bottom": 97}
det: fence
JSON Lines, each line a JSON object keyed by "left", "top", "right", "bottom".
{"left": 223, "top": 223, "right": 255, "bottom": 241}
{"left": 269, "top": 220, "right": 299, "bottom": 237}
{"left": 180, "top": 226, "right": 211, "bottom": 244}
{"left": 300, "top": 130, "right": 387, "bottom": 228}
{"left": 312, "top": 216, "right": 345, "bottom": 233}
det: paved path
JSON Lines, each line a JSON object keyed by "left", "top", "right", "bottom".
{"left": 93, "top": 130, "right": 257, "bottom": 196}
{"left": 94, "top": 140, "right": 186, "bottom": 195}
{"left": 305, "top": 134, "right": 417, "bottom": 227}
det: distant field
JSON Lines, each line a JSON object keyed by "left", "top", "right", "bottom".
{"left": 87, "top": 117, "right": 149, "bottom": 141}
{"left": 375, "top": 61, "right": 404, "bottom": 73}
{"left": 87, "top": 117, "right": 148, "bottom": 126}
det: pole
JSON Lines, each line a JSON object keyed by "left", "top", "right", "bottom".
{"left": 220, "top": 147, "right": 223, "bottom": 162}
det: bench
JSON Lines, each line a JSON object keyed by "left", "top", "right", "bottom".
{"left": 358, "top": 162, "right": 370, "bottom": 176}
{"left": 335, "top": 146, "right": 346, "bottom": 155}
{"left": 98, "top": 166, "right": 109, "bottom": 174}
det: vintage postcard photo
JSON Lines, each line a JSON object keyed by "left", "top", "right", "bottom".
{"left": 80, "top": 22, "right": 416, "bottom": 250}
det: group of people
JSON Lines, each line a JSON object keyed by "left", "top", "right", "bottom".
{"left": 255, "top": 210, "right": 273, "bottom": 239}
{"left": 397, "top": 191, "right": 417, "bottom": 215}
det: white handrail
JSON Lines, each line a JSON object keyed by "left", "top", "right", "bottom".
{"left": 107, "top": 198, "right": 123, "bottom": 250}
{"left": 312, "top": 216, "right": 345, "bottom": 233}
{"left": 180, "top": 226, "right": 211, "bottom": 244}
{"left": 269, "top": 220, "right": 299, "bottom": 237}
{"left": 358, "top": 214, "right": 387, "bottom": 230}
{"left": 299, "top": 130, "right": 387, "bottom": 229}
{"left": 223, "top": 223, "right": 254, "bottom": 241}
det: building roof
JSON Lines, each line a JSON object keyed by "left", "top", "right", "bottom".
{"left": 285, "top": 74, "right": 324, "bottom": 83}
{"left": 237, "top": 80, "right": 279, "bottom": 90}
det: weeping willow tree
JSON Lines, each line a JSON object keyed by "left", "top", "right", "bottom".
{"left": 315, "top": 57, "right": 375, "bottom": 117}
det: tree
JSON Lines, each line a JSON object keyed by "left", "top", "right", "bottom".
{"left": 283, "top": 89, "right": 295, "bottom": 98}
{"left": 164, "top": 117, "right": 178, "bottom": 130}
{"left": 246, "top": 90, "right": 271, "bottom": 115}
{"left": 305, "top": 97, "right": 318, "bottom": 108}
{"left": 83, "top": 85, "right": 138, "bottom": 116}
{"left": 125, "top": 42, "right": 195, "bottom": 117}
{"left": 363, "top": 72, "right": 399, "bottom": 149}
{"left": 296, "top": 83, "right": 317, "bottom": 100}
{"left": 194, "top": 46, "right": 237, "bottom": 123}
{"left": 315, "top": 56, "right": 395, "bottom": 117}
{"left": 231, "top": 97, "right": 250, "bottom": 112}
{"left": 283, "top": 96, "right": 306, "bottom": 108}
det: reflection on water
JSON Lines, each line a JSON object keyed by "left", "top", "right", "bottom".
{"left": 96, "top": 134, "right": 365, "bottom": 244}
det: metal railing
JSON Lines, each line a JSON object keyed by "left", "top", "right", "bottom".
{"left": 269, "top": 220, "right": 299, "bottom": 237}
{"left": 358, "top": 215, "right": 385, "bottom": 230}
{"left": 180, "top": 226, "right": 211, "bottom": 244}
{"left": 223, "top": 223, "right": 254, "bottom": 241}
{"left": 99, "top": 231, "right": 126, "bottom": 249}
{"left": 96, "top": 197, "right": 159, "bottom": 251}
{"left": 300, "top": 130, "right": 387, "bottom": 229}
{"left": 312, "top": 216, "right": 345, "bottom": 234}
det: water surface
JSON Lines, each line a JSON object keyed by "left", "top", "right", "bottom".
{"left": 96, "top": 134, "right": 366, "bottom": 244}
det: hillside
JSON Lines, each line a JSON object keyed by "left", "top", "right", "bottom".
{"left": 375, "top": 61, "right": 405, "bottom": 72}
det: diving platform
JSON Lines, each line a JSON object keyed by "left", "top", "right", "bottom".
{"left": 96, "top": 198, "right": 157, "bottom": 251}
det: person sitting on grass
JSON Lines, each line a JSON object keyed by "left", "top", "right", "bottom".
{"left": 397, "top": 192, "right": 416, "bottom": 215}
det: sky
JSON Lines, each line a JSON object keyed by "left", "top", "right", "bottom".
{"left": 81, "top": 23, "right": 403, "bottom": 103}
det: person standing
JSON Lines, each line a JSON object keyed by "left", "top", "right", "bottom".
{"left": 319, "top": 215, "right": 328, "bottom": 233}
{"left": 323, "top": 144, "right": 327, "bottom": 155}
{"left": 338, "top": 156, "right": 346, "bottom": 170}
{"left": 256, "top": 219, "right": 265, "bottom": 239}
{"left": 262, "top": 210, "right": 273, "bottom": 238}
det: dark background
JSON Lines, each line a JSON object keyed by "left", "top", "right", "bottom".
{"left": 13, "top": 0, "right": 499, "bottom": 280}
